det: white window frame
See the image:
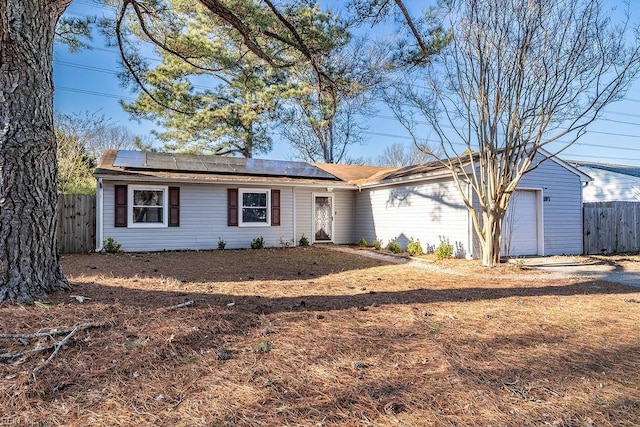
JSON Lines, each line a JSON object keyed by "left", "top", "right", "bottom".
{"left": 128, "top": 185, "right": 169, "bottom": 228}
{"left": 239, "top": 188, "right": 270, "bottom": 227}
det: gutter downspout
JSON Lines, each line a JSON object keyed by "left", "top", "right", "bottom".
{"left": 95, "top": 178, "right": 104, "bottom": 252}
{"left": 292, "top": 187, "right": 297, "bottom": 246}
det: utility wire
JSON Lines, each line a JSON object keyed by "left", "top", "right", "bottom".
{"left": 55, "top": 81, "right": 640, "bottom": 154}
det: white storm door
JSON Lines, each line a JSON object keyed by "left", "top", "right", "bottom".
{"left": 313, "top": 194, "right": 334, "bottom": 242}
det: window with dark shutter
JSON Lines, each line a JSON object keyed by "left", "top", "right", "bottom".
{"left": 271, "top": 189, "right": 280, "bottom": 226}
{"left": 114, "top": 185, "right": 127, "bottom": 227}
{"left": 168, "top": 187, "right": 180, "bottom": 227}
{"left": 228, "top": 188, "right": 238, "bottom": 226}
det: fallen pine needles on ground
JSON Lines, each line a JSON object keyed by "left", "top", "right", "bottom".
{"left": 0, "top": 322, "right": 109, "bottom": 378}
{"left": 0, "top": 247, "right": 638, "bottom": 426}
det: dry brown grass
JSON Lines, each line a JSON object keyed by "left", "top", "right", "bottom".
{"left": 1, "top": 247, "right": 639, "bottom": 426}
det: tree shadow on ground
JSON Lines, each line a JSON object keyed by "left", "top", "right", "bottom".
{"left": 62, "top": 279, "right": 640, "bottom": 314}
{"left": 1, "top": 276, "right": 639, "bottom": 426}
{"left": 62, "top": 247, "right": 393, "bottom": 283}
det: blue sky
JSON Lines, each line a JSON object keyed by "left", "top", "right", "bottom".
{"left": 53, "top": 0, "right": 640, "bottom": 166}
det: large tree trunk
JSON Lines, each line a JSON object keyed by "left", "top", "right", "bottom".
{"left": 0, "top": 0, "right": 71, "bottom": 302}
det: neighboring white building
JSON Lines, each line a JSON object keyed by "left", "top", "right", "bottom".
{"left": 95, "top": 149, "right": 590, "bottom": 258}
{"left": 571, "top": 161, "right": 640, "bottom": 202}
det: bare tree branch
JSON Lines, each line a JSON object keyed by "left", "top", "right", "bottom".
{"left": 388, "top": 0, "right": 640, "bottom": 266}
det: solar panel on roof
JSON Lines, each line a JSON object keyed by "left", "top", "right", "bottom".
{"left": 246, "top": 158, "right": 335, "bottom": 179}
{"left": 113, "top": 150, "right": 337, "bottom": 180}
{"left": 145, "top": 153, "right": 178, "bottom": 170}
{"left": 113, "top": 150, "right": 146, "bottom": 168}
{"left": 171, "top": 156, "right": 206, "bottom": 172}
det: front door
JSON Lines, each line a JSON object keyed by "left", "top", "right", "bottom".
{"left": 313, "top": 195, "right": 333, "bottom": 242}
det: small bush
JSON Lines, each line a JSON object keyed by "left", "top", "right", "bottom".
{"left": 217, "top": 238, "right": 226, "bottom": 250}
{"left": 123, "top": 339, "right": 144, "bottom": 350}
{"left": 373, "top": 238, "right": 382, "bottom": 250}
{"left": 254, "top": 341, "right": 273, "bottom": 354}
{"left": 103, "top": 237, "right": 122, "bottom": 253}
{"left": 407, "top": 238, "right": 423, "bottom": 256}
{"left": 251, "top": 236, "right": 265, "bottom": 249}
{"left": 278, "top": 237, "right": 291, "bottom": 248}
{"left": 299, "top": 234, "right": 309, "bottom": 246}
{"left": 358, "top": 237, "right": 368, "bottom": 247}
{"left": 434, "top": 237, "right": 454, "bottom": 259}
{"left": 514, "top": 259, "right": 525, "bottom": 269}
{"left": 179, "top": 355, "right": 198, "bottom": 364}
{"left": 387, "top": 239, "right": 402, "bottom": 254}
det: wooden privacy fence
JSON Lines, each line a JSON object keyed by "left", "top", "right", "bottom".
{"left": 57, "top": 194, "right": 96, "bottom": 253}
{"left": 583, "top": 201, "right": 640, "bottom": 254}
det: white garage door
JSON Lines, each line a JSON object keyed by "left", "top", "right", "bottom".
{"left": 502, "top": 190, "right": 539, "bottom": 256}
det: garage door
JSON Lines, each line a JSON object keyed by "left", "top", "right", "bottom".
{"left": 502, "top": 190, "right": 539, "bottom": 256}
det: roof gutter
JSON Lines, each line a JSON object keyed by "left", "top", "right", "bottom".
{"left": 92, "top": 173, "right": 358, "bottom": 190}
{"left": 357, "top": 169, "right": 457, "bottom": 189}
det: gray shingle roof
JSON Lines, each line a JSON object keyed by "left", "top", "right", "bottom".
{"left": 571, "top": 161, "right": 640, "bottom": 178}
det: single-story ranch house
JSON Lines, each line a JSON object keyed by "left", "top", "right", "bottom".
{"left": 94, "top": 149, "right": 591, "bottom": 258}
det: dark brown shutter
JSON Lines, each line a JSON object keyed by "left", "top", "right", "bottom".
{"left": 114, "top": 185, "right": 127, "bottom": 227}
{"left": 271, "top": 189, "right": 280, "bottom": 226}
{"left": 168, "top": 186, "right": 180, "bottom": 227}
{"left": 228, "top": 188, "right": 238, "bottom": 226}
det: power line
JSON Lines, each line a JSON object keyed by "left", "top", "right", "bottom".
{"left": 54, "top": 85, "right": 640, "bottom": 162}
{"left": 53, "top": 59, "right": 217, "bottom": 92}
{"left": 570, "top": 141, "right": 640, "bottom": 152}
{"left": 54, "top": 60, "right": 118, "bottom": 75}
{"left": 53, "top": 50, "right": 640, "bottom": 155}
{"left": 586, "top": 129, "right": 640, "bottom": 139}
{"left": 561, "top": 152, "right": 640, "bottom": 162}
{"left": 56, "top": 86, "right": 137, "bottom": 101}
{"left": 605, "top": 110, "right": 640, "bottom": 119}
{"left": 55, "top": 81, "right": 640, "bottom": 153}
{"left": 73, "top": 0, "right": 113, "bottom": 10}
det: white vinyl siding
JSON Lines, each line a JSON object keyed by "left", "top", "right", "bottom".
{"left": 99, "top": 152, "right": 583, "bottom": 255}
{"left": 332, "top": 190, "right": 356, "bottom": 244}
{"left": 355, "top": 178, "right": 470, "bottom": 257}
{"left": 102, "top": 182, "right": 295, "bottom": 251}
{"left": 580, "top": 167, "right": 640, "bottom": 202}
{"left": 294, "top": 188, "right": 313, "bottom": 244}
{"left": 516, "top": 155, "right": 583, "bottom": 255}
{"left": 471, "top": 155, "right": 583, "bottom": 257}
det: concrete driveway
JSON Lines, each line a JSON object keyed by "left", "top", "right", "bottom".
{"left": 328, "top": 246, "right": 640, "bottom": 286}
{"left": 517, "top": 257, "right": 640, "bottom": 287}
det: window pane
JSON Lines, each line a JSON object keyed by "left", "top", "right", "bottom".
{"left": 242, "top": 207, "right": 267, "bottom": 223}
{"left": 242, "top": 192, "right": 267, "bottom": 208}
{"left": 133, "top": 190, "right": 164, "bottom": 207}
{"left": 133, "top": 207, "right": 164, "bottom": 223}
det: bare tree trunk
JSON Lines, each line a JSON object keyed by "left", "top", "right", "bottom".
{"left": 480, "top": 210, "right": 503, "bottom": 267}
{"left": 0, "top": 0, "right": 71, "bottom": 302}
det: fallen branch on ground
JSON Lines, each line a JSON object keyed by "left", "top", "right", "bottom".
{"left": 164, "top": 300, "right": 194, "bottom": 310}
{"left": 0, "top": 322, "right": 109, "bottom": 376}
{"left": 0, "top": 329, "right": 74, "bottom": 340}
